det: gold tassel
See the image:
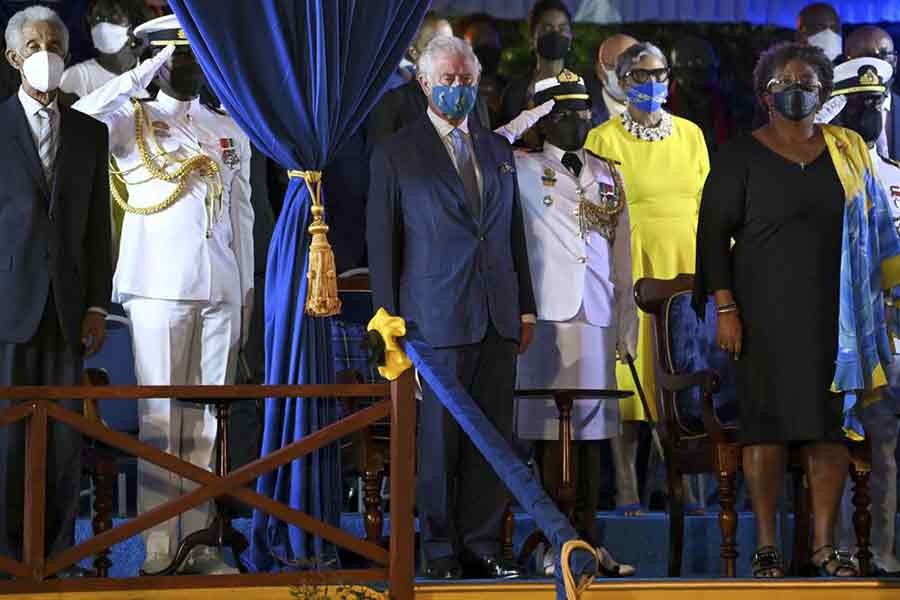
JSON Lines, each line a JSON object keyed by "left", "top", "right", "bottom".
{"left": 289, "top": 170, "right": 342, "bottom": 317}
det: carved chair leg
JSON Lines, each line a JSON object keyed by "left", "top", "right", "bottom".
{"left": 89, "top": 450, "right": 116, "bottom": 577}
{"left": 716, "top": 444, "right": 740, "bottom": 577}
{"left": 850, "top": 462, "right": 872, "bottom": 577}
{"left": 502, "top": 497, "right": 515, "bottom": 561}
{"left": 363, "top": 467, "right": 384, "bottom": 546}
{"left": 667, "top": 466, "right": 685, "bottom": 577}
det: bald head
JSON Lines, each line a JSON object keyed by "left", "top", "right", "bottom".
{"left": 596, "top": 33, "right": 638, "bottom": 80}
{"left": 845, "top": 25, "right": 895, "bottom": 67}
{"left": 409, "top": 13, "right": 453, "bottom": 62}
{"left": 797, "top": 3, "right": 840, "bottom": 42}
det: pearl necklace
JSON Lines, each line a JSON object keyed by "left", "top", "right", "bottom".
{"left": 620, "top": 110, "right": 674, "bottom": 142}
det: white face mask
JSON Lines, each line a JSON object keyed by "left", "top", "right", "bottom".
{"left": 91, "top": 22, "right": 129, "bottom": 54}
{"left": 21, "top": 51, "right": 65, "bottom": 93}
{"left": 603, "top": 66, "right": 626, "bottom": 102}
{"left": 808, "top": 29, "right": 843, "bottom": 62}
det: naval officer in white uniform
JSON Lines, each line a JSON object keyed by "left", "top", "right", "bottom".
{"left": 827, "top": 56, "right": 900, "bottom": 576}
{"left": 74, "top": 15, "right": 254, "bottom": 575}
{"left": 514, "top": 70, "right": 637, "bottom": 576}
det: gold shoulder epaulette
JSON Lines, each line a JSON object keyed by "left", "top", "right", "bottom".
{"left": 584, "top": 147, "right": 621, "bottom": 165}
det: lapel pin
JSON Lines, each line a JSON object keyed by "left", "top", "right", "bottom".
{"left": 500, "top": 161, "right": 514, "bottom": 175}
{"left": 541, "top": 167, "right": 557, "bottom": 187}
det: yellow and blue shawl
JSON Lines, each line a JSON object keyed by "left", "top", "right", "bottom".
{"left": 823, "top": 125, "right": 900, "bottom": 438}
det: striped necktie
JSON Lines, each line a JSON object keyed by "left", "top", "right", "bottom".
{"left": 37, "top": 106, "right": 57, "bottom": 184}
{"left": 449, "top": 127, "right": 481, "bottom": 219}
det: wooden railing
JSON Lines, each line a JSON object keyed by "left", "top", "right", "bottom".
{"left": 0, "top": 370, "right": 417, "bottom": 597}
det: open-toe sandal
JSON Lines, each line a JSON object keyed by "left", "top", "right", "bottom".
{"left": 812, "top": 546, "right": 858, "bottom": 577}
{"left": 751, "top": 546, "right": 784, "bottom": 578}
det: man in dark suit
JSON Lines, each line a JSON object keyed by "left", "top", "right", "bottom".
{"left": 0, "top": 6, "right": 110, "bottom": 560}
{"left": 367, "top": 35, "right": 535, "bottom": 581}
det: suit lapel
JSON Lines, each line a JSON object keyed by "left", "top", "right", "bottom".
{"left": 50, "top": 106, "right": 77, "bottom": 215}
{"left": 6, "top": 96, "right": 48, "bottom": 198}
{"left": 469, "top": 123, "right": 495, "bottom": 224}
{"left": 419, "top": 116, "right": 476, "bottom": 223}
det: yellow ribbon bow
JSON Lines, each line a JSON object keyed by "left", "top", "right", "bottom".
{"left": 366, "top": 308, "right": 412, "bottom": 381}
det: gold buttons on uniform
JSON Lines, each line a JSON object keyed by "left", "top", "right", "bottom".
{"left": 578, "top": 257, "right": 587, "bottom": 263}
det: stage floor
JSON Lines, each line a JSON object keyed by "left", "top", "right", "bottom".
{"left": 6, "top": 578, "right": 900, "bottom": 600}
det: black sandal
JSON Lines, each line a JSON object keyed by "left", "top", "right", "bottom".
{"left": 751, "top": 546, "right": 784, "bottom": 578}
{"left": 812, "top": 546, "right": 858, "bottom": 577}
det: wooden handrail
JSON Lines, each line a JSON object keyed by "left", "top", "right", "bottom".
{"left": 0, "top": 371, "right": 418, "bottom": 599}
{"left": 0, "top": 383, "right": 389, "bottom": 400}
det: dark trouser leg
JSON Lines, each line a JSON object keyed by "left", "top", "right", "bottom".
{"left": 458, "top": 326, "right": 517, "bottom": 559}
{"left": 0, "top": 291, "right": 82, "bottom": 560}
{"left": 418, "top": 347, "right": 464, "bottom": 564}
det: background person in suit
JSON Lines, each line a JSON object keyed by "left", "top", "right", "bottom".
{"left": 0, "top": 5, "right": 111, "bottom": 562}
{"left": 367, "top": 35, "right": 536, "bottom": 581}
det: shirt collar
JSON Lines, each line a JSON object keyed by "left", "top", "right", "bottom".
{"left": 427, "top": 106, "right": 469, "bottom": 139}
{"left": 155, "top": 90, "right": 195, "bottom": 118}
{"left": 18, "top": 86, "right": 58, "bottom": 117}
{"left": 544, "top": 141, "right": 584, "bottom": 165}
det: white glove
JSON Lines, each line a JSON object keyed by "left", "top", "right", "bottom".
{"left": 815, "top": 95, "right": 846, "bottom": 124}
{"left": 494, "top": 100, "right": 556, "bottom": 144}
{"left": 132, "top": 44, "right": 176, "bottom": 90}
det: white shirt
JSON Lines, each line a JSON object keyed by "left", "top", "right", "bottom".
{"left": 74, "top": 76, "right": 254, "bottom": 308}
{"left": 426, "top": 107, "right": 483, "bottom": 197}
{"left": 17, "top": 86, "right": 59, "bottom": 165}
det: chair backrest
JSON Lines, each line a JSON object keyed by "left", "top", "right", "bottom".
{"left": 85, "top": 309, "right": 139, "bottom": 432}
{"left": 634, "top": 274, "right": 738, "bottom": 442}
{"left": 334, "top": 270, "right": 379, "bottom": 384}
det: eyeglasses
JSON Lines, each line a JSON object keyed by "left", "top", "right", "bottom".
{"left": 625, "top": 68, "right": 669, "bottom": 84}
{"left": 766, "top": 77, "right": 822, "bottom": 93}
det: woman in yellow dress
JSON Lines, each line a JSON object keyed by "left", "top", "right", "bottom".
{"left": 584, "top": 41, "right": 709, "bottom": 514}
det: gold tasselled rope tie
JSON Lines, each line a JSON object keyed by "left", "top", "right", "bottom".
{"left": 110, "top": 99, "right": 223, "bottom": 237}
{"left": 561, "top": 540, "right": 600, "bottom": 599}
{"left": 288, "top": 170, "right": 341, "bottom": 317}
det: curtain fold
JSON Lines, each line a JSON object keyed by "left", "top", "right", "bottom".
{"left": 168, "top": 0, "right": 429, "bottom": 571}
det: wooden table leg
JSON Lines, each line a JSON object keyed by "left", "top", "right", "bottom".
{"left": 554, "top": 393, "right": 576, "bottom": 522}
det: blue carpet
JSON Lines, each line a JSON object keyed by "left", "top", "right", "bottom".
{"left": 74, "top": 511, "right": 900, "bottom": 578}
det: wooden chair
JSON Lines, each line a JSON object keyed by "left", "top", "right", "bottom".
{"left": 335, "top": 270, "right": 391, "bottom": 546}
{"left": 634, "top": 274, "right": 872, "bottom": 577}
{"left": 82, "top": 368, "right": 117, "bottom": 577}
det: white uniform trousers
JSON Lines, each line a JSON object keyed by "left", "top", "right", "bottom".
{"left": 123, "top": 296, "right": 240, "bottom": 557}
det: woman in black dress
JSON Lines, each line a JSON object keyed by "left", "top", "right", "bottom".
{"left": 695, "top": 43, "right": 856, "bottom": 578}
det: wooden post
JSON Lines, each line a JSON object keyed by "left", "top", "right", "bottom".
{"left": 389, "top": 370, "right": 416, "bottom": 600}
{"left": 555, "top": 393, "right": 576, "bottom": 522}
{"left": 23, "top": 400, "right": 48, "bottom": 582}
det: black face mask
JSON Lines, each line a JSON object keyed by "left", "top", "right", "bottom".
{"left": 163, "top": 62, "right": 204, "bottom": 98}
{"left": 842, "top": 104, "right": 884, "bottom": 145}
{"left": 546, "top": 113, "right": 591, "bottom": 151}
{"left": 473, "top": 44, "right": 501, "bottom": 75}
{"left": 771, "top": 85, "right": 819, "bottom": 121}
{"left": 536, "top": 31, "right": 571, "bottom": 61}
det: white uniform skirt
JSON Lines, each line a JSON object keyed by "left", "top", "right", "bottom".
{"left": 515, "top": 315, "right": 621, "bottom": 441}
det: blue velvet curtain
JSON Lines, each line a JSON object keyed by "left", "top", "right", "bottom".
{"left": 168, "top": 0, "right": 429, "bottom": 571}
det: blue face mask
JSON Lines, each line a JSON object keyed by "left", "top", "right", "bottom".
{"left": 626, "top": 81, "right": 668, "bottom": 113}
{"left": 431, "top": 84, "right": 478, "bottom": 120}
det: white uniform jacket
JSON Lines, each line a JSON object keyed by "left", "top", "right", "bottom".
{"left": 74, "top": 73, "right": 254, "bottom": 308}
{"left": 515, "top": 143, "right": 637, "bottom": 350}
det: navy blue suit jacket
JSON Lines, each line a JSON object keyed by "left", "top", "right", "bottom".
{"left": 367, "top": 113, "right": 536, "bottom": 349}
{"left": 0, "top": 94, "right": 111, "bottom": 350}
{"left": 887, "top": 91, "right": 900, "bottom": 160}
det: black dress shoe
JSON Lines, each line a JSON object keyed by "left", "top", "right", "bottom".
{"left": 424, "top": 556, "right": 463, "bottom": 580}
{"left": 463, "top": 554, "right": 524, "bottom": 580}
